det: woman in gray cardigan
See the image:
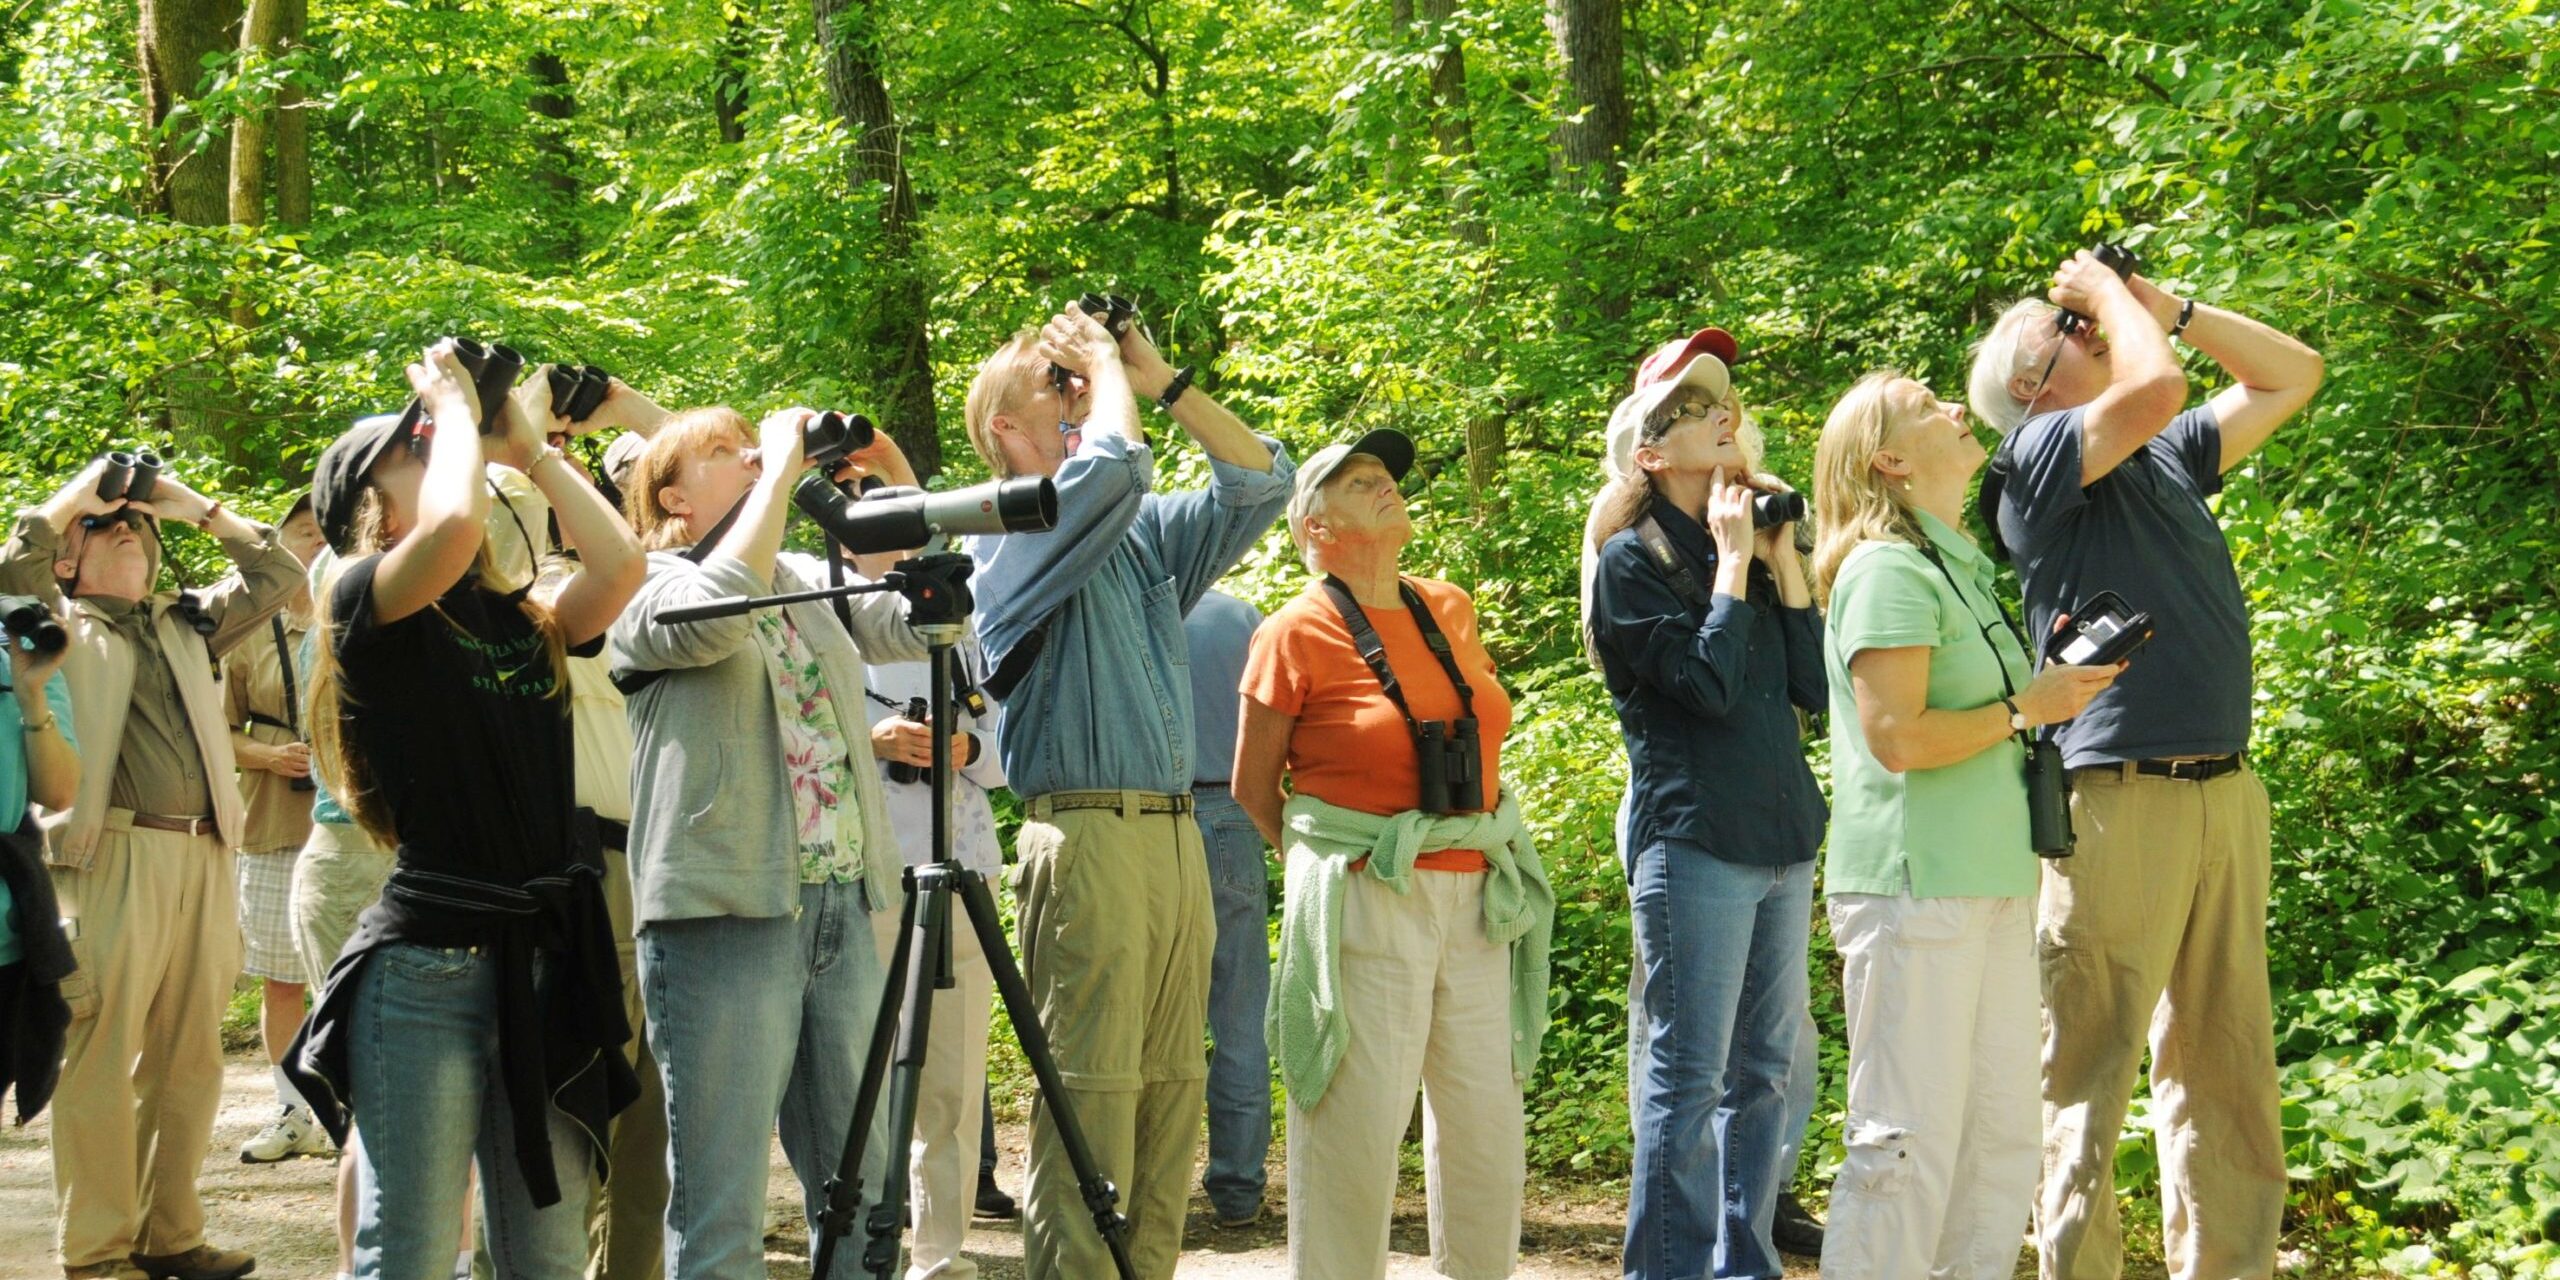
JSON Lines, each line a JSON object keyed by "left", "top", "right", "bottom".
{"left": 606, "top": 405, "right": 926, "bottom": 1280}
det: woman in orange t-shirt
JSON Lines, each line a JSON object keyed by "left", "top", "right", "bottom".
{"left": 1234, "top": 428, "right": 1527, "bottom": 1279}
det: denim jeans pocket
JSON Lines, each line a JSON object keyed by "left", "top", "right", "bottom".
{"left": 379, "top": 943, "right": 479, "bottom": 983}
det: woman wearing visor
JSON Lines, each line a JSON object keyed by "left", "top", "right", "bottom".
{"left": 608, "top": 406, "right": 927, "bottom": 1279}
{"left": 1234, "top": 427, "right": 1554, "bottom": 1280}
{"left": 1581, "top": 328, "right": 1827, "bottom": 1280}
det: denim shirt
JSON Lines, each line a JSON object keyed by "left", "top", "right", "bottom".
{"left": 970, "top": 432, "right": 1294, "bottom": 796}
{"left": 1590, "top": 501, "right": 1828, "bottom": 868}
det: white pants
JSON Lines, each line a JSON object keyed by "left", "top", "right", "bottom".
{"left": 1821, "top": 892, "right": 2040, "bottom": 1280}
{"left": 871, "top": 899, "right": 997, "bottom": 1280}
{"left": 1285, "top": 869, "right": 1523, "bottom": 1280}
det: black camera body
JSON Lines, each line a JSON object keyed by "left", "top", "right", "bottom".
{"left": 546, "top": 364, "right": 614, "bottom": 424}
{"left": 2056, "top": 243, "right": 2142, "bottom": 337}
{"left": 1415, "top": 718, "right": 1484, "bottom": 815}
{"left": 802, "top": 411, "right": 877, "bottom": 470}
{"left": 1, "top": 594, "right": 67, "bottom": 656}
{"left": 1750, "top": 491, "right": 1806, "bottom": 530}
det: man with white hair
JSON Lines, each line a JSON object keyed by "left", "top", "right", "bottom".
{"left": 1966, "top": 251, "right": 2322, "bottom": 1280}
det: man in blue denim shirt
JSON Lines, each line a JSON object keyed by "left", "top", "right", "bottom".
{"left": 964, "top": 305, "right": 1292, "bottom": 1280}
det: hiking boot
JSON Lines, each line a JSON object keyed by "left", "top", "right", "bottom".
{"left": 63, "top": 1263, "right": 149, "bottom": 1280}
{"left": 129, "top": 1245, "right": 255, "bottom": 1280}
{"left": 239, "top": 1105, "right": 332, "bottom": 1163}
{"left": 973, "top": 1169, "right": 1019, "bottom": 1220}
{"left": 1771, "top": 1189, "right": 1825, "bottom": 1258}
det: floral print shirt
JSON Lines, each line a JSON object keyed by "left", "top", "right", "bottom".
{"left": 753, "top": 606, "right": 865, "bottom": 884}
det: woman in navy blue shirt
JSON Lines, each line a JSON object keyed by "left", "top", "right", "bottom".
{"left": 1583, "top": 328, "right": 1826, "bottom": 1280}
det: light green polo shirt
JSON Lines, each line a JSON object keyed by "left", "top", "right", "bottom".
{"left": 1823, "top": 512, "right": 2037, "bottom": 899}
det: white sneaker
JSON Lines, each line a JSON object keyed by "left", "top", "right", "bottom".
{"left": 239, "top": 1104, "right": 333, "bottom": 1163}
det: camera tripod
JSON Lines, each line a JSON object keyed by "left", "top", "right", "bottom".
{"left": 745, "top": 552, "right": 1139, "bottom": 1280}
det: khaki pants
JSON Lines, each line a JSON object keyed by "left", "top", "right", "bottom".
{"left": 1013, "top": 797, "right": 1212, "bottom": 1280}
{"left": 288, "top": 820, "right": 392, "bottom": 988}
{"left": 589, "top": 846, "right": 668, "bottom": 1280}
{"left": 1284, "top": 869, "right": 1523, "bottom": 1280}
{"left": 1823, "top": 892, "right": 2039, "bottom": 1280}
{"left": 2036, "top": 764, "right": 2283, "bottom": 1280}
{"left": 49, "top": 820, "right": 241, "bottom": 1267}
{"left": 870, "top": 897, "right": 996, "bottom": 1280}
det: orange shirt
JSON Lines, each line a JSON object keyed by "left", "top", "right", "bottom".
{"left": 1240, "top": 577, "right": 1510, "bottom": 872}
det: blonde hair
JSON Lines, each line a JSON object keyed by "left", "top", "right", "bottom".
{"left": 626, "top": 407, "right": 754, "bottom": 551}
{"left": 1811, "top": 370, "right": 1933, "bottom": 605}
{"left": 309, "top": 481, "right": 572, "bottom": 846}
{"left": 963, "top": 329, "right": 1049, "bottom": 476}
{"left": 1967, "top": 298, "right": 2059, "bottom": 436}
{"left": 1577, "top": 388, "right": 1762, "bottom": 668}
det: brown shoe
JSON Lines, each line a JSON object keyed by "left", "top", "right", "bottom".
{"left": 63, "top": 1263, "right": 149, "bottom": 1280}
{"left": 129, "top": 1246, "right": 254, "bottom": 1280}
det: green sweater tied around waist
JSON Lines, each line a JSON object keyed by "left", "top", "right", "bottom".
{"left": 1266, "top": 790, "right": 1555, "bottom": 1108}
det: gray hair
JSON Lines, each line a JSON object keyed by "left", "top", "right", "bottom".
{"left": 1967, "top": 298, "right": 2060, "bottom": 436}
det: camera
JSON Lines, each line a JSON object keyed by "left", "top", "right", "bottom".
{"left": 1415, "top": 718, "right": 1484, "bottom": 815}
{"left": 801, "top": 411, "right": 877, "bottom": 470}
{"left": 887, "top": 696, "right": 934, "bottom": 786}
{"left": 1751, "top": 491, "right": 1806, "bottom": 530}
{"left": 792, "top": 473, "right": 1059, "bottom": 556}
{"left": 2056, "top": 243, "right": 2141, "bottom": 337}
{"left": 1050, "top": 293, "right": 1138, "bottom": 393}
{"left": 1, "top": 594, "right": 67, "bottom": 656}
{"left": 545, "top": 364, "right": 614, "bottom": 424}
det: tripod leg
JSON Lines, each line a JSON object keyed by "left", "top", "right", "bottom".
{"left": 861, "top": 872, "right": 952, "bottom": 1279}
{"left": 956, "top": 871, "right": 1140, "bottom": 1280}
{"left": 811, "top": 876, "right": 917, "bottom": 1280}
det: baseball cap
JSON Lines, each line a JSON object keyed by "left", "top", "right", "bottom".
{"left": 1605, "top": 327, "right": 1738, "bottom": 482}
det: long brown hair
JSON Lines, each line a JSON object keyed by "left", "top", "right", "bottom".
{"left": 308, "top": 480, "right": 572, "bottom": 845}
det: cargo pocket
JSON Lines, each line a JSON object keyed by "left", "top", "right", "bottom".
{"left": 1835, "top": 1112, "right": 1915, "bottom": 1202}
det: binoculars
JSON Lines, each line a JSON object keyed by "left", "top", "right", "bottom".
{"left": 803, "top": 411, "right": 877, "bottom": 469}
{"left": 1, "top": 594, "right": 68, "bottom": 656}
{"left": 2055, "top": 244, "right": 2141, "bottom": 337}
{"left": 1751, "top": 491, "right": 1806, "bottom": 529}
{"left": 1049, "top": 293, "right": 1138, "bottom": 393}
{"left": 546, "top": 363, "right": 614, "bottom": 424}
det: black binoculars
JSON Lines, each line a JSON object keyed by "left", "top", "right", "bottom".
{"left": 1751, "top": 491, "right": 1806, "bottom": 529}
{"left": 2055, "top": 244, "right": 2141, "bottom": 337}
{"left": 1415, "top": 717, "right": 1485, "bottom": 815}
{"left": 546, "top": 364, "right": 614, "bottom": 424}
{"left": 1049, "top": 293, "right": 1138, "bottom": 393}
{"left": 0, "top": 594, "right": 68, "bottom": 656}
{"left": 803, "top": 411, "right": 877, "bottom": 469}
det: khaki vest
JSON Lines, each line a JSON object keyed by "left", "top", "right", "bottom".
{"left": 38, "top": 596, "right": 246, "bottom": 868}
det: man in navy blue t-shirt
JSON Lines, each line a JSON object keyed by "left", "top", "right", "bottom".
{"left": 1967, "top": 250, "right": 2323, "bottom": 1280}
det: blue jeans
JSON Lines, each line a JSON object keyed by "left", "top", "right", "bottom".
{"left": 640, "top": 880, "right": 889, "bottom": 1280}
{"left": 1194, "top": 787, "right": 1272, "bottom": 1218}
{"left": 349, "top": 943, "right": 592, "bottom": 1280}
{"left": 1624, "top": 842, "right": 1813, "bottom": 1280}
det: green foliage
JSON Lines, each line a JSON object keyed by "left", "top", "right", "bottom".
{"left": 4, "top": 0, "right": 2555, "bottom": 1265}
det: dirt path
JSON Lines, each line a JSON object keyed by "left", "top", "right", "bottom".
{"left": 5, "top": 1053, "right": 1829, "bottom": 1278}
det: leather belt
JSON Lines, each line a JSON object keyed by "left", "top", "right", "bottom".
{"left": 128, "top": 811, "right": 215, "bottom": 836}
{"left": 2081, "top": 754, "right": 2245, "bottom": 783}
{"left": 1025, "top": 790, "right": 1194, "bottom": 819}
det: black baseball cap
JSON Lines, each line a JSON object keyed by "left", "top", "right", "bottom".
{"left": 312, "top": 413, "right": 408, "bottom": 552}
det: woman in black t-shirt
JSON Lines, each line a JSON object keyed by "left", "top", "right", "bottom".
{"left": 283, "top": 341, "right": 647, "bottom": 1280}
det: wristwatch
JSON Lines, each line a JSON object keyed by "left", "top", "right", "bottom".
{"left": 2002, "top": 697, "right": 2029, "bottom": 734}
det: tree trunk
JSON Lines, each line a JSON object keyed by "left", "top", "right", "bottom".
{"left": 812, "top": 0, "right": 940, "bottom": 480}
{"left": 140, "top": 0, "right": 245, "bottom": 226}
{"left": 273, "top": 0, "right": 310, "bottom": 226}
{"left": 713, "top": 8, "right": 752, "bottom": 145}
{"left": 528, "top": 51, "right": 579, "bottom": 263}
{"left": 1547, "top": 0, "right": 1629, "bottom": 321}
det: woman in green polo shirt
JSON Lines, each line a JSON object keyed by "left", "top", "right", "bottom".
{"left": 1808, "top": 371, "right": 2120, "bottom": 1278}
